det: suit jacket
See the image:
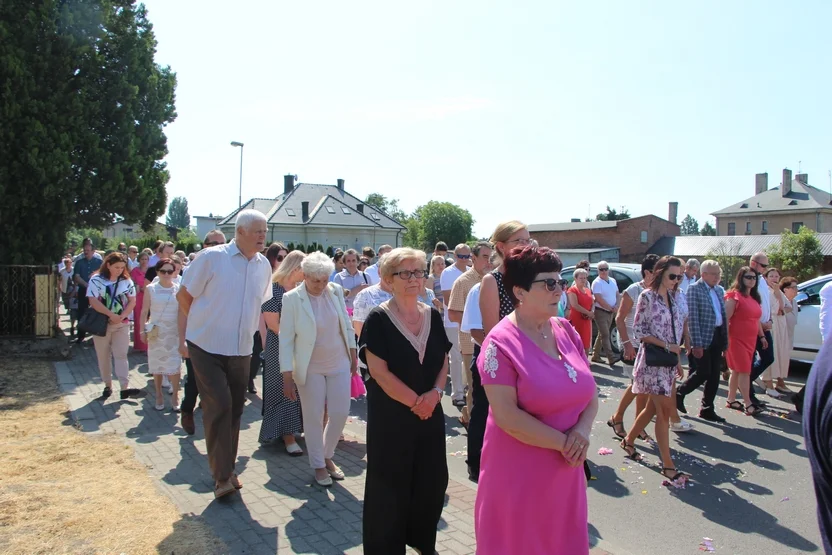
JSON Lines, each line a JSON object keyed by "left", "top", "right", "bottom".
{"left": 687, "top": 279, "right": 728, "bottom": 349}
{"left": 279, "top": 281, "right": 356, "bottom": 386}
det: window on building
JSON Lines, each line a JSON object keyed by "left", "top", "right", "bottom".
{"left": 745, "top": 222, "right": 752, "bottom": 234}
{"left": 341, "top": 207, "right": 351, "bottom": 214}
{"left": 761, "top": 221, "right": 768, "bottom": 234}
{"left": 640, "top": 231, "right": 648, "bottom": 243}
{"left": 792, "top": 222, "right": 804, "bottom": 233}
{"left": 325, "top": 206, "right": 335, "bottom": 214}
{"left": 727, "top": 223, "right": 736, "bottom": 236}
{"left": 285, "top": 208, "right": 296, "bottom": 216}
{"left": 371, "top": 213, "right": 381, "bottom": 221}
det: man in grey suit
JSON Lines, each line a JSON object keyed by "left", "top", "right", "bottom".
{"left": 677, "top": 260, "right": 729, "bottom": 423}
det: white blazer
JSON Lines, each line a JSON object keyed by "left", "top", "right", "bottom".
{"left": 279, "top": 282, "right": 356, "bottom": 386}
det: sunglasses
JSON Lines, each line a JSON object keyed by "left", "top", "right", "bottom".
{"left": 393, "top": 270, "right": 427, "bottom": 280}
{"left": 158, "top": 269, "right": 175, "bottom": 275}
{"left": 667, "top": 273, "right": 683, "bottom": 281}
{"left": 743, "top": 274, "right": 757, "bottom": 280}
{"left": 598, "top": 268, "right": 609, "bottom": 272}
{"left": 531, "top": 278, "right": 569, "bottom": 291}
{"left": 276, "top": 254, "right": 285, "bottom": 262}
{"left": 754, "top": 261, "right": 769, "bottom": 268}
{"left": 456, "top": 254, "right": 471, "bottom": 260}
{"left": 204, "top": 241, "right": 222, "bottom": 247}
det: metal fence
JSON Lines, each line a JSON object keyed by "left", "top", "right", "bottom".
{"left": 0, "top": 265, "right": 57, "bottom": 338}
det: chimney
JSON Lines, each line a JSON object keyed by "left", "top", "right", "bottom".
{"left": 336, "top": 178, "right": 345, "bottom": 191}
{"left": 668, "top": 202, "right": 678, "bottom": 225}
{"left": 301, "top": 201, "right": 309, "bottom": 222}
{"left": 755, "top": 172, "right": 768, "bottom": 195}
{"left": 283, "top": 174, "right": 295, "bottom": 195}
{"left": 782, "top": 168, "right": 793, "bottom": 197}
{"left": 356, "top": 203, "right": 364, "bottom": 214}
{"left": 796, "top": 173, "right": 808, "bottom": 184}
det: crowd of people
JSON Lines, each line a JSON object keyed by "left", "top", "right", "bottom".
{"left": 59, "top": 210, "right": 832, "bottom": 555}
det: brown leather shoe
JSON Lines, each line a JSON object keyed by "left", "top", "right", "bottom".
{"left": 230, "top": 474, "right": 243, "bottom": 490}
{"left": 181, "top": 411, "right": 195, "bottom": 435}
{"left": 214, "top": 480, "right": 236, "bottom": 499}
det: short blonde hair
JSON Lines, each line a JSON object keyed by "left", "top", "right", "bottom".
{"left": 380, "top": 248, "right": 427, "bottom": 280}
{"left": 430, "top": 255, "right": 446, "bottom": 274}
{"left": 273, "top": 250, "right": 305, "bottom": 283}
{"left": 573, "top": 268, "right": 588, "bottom": 280}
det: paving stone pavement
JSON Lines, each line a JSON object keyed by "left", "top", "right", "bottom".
{"left": 56, "top": 333, "right": 615, "bottom": 554}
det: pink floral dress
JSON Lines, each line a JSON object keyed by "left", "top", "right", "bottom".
{"left": 475, "top": 316, "right": 597, "bottom": 555}
{"left": 631, "top": 289, "right": 688, "bottom": 397}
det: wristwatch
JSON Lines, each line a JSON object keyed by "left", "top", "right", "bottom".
{"left": 432, "top": 387, "right": 444, "bottom": 398}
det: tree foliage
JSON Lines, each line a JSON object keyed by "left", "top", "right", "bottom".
{"left": 595, "top": 206, "right": 631, "bottom": 221}
{"left": 766, "top": 228, "right": 824, "bottom": 282}
{"left": 700, "top": 221, "right": 717, "bottom": 236}
{"left": 364, "top": 193, "right": 407, "bottom": 223}
{"left": 705, "top": 242, "right": 746, "bottom": 288}
{"left": 413, "top": 201, "right": 474, "bottom": 252}
{"left": 680, "top": 215, "right": 699, "bottom": 236}
{"left": 0, "top": 1, "right": 177, "bottom": 264}
{"left": 166, "top": 197, "right": 191, "bottom": 229}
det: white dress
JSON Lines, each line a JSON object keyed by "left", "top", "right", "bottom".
{"left": 146, "top": 282, "right": 182, "bottom": 375}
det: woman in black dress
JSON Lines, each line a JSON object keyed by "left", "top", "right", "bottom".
{"left": 360, "top": 247, "right": 451, "bottom": 555}
{"left": 259, "top": 251, "right": 305, "bottom": 453}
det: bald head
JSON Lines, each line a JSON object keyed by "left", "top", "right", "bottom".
{"left": 750, "top": 252, "right": 769, "bottom": 274}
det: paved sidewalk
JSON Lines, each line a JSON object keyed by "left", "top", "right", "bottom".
{"left": 56, "top": 338, "right": 615, "bottom": 554}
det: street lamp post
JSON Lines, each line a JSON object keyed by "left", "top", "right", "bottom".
{"left": 231, "top": 141, "right": 244, "bottom": 208}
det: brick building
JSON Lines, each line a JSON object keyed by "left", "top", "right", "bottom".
{"left": 530, "top": 203, "right": 681, "bottom": 263}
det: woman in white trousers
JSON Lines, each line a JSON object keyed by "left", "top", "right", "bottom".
{"left": 280, "top": 252, "right": 357, "bottom": 486}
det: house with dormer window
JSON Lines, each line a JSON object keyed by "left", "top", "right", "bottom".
{"left": 712, "top": 169, "right": 832, "bottom": 236}
{"left": 217, "top": 175, "right": 405, "bottom": 251}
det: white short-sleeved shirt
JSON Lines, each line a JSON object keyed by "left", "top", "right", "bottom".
{"left": 757, "top": 275, "right": 772, "bottom": 323}
{"left": 460, "top": 283, "right": 483, "bottom": 344}
{"left": 820, "top": 281, "right": 832, "bottom": 342}
{"left": 591, "top": 276, "right": 618, "bottom": 310}
{"left": 181, "top": 241, "right": 273, "bottom": 356}
{"left": 440, "top": 265, "right": 466, "bottom": 327}
{"left": 364, "top": 264, "right": 380, "bottom": 285}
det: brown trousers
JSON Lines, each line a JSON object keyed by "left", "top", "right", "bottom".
{"left": 188, "top": 341, "right": 250, "bottom": 482}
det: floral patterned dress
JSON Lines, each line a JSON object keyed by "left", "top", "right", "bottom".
{"left": 631, "top": 289, "right": 688, "bottom": 397}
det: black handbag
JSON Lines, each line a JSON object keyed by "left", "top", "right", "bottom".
{"left": 644, "top": 293, "right": 679, "bottom": 367}
{"left": 78, "top": 277, "right": 122, "bottom": 337}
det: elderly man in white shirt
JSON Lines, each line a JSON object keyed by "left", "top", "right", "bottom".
{"left": 177, "top": 210, "right": 272, "bottom": 499}
{"left": 747, "top": 252, "right": 775, "bottom": 406}
{"left": 364, "top": 244, "right": 393, "bottom": 285}
{"left": 590, "top": 261, "right": 621, "bottom": 366}
{"left": 820, "top": 281, "right": 832, "bottom": 342}
{"left": 680, "top": 258, "right": 700, "bottom": 295}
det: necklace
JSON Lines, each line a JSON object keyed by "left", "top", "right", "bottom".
{"left": 392, "top": 299, "right": 421, "bottom": 325}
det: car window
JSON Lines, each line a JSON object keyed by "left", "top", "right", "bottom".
{"left": 562, "top": 270, "right": 574, "bottom": 286}
{"left": 800, "top": 279, "right": 832, "bottom": 305}
{"left": 611, "top": 270, "right": 634, "bottom": 293}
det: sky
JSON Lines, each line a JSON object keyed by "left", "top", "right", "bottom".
{"left": 142, "top": 0, "right": 832, "bottom": 238}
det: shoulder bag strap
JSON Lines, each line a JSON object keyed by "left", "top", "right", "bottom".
{"left": 667, "top": 293, "right": 677, "bottom": 345}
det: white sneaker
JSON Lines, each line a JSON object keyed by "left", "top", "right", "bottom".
{"left": 671, "top": 420, "right": 695, "bottom": 433}
{"left": 162, "top": 375, "right": 171, "bottom": 387}
{"left": 766, "top": 388, "right": 782, "bottom": 399}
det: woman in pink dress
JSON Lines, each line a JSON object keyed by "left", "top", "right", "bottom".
{"left": 130, "top": 251, "right": 150, "bottom": 352}
{"left": 476, "top": 245, "right": 598, "bottom": 555}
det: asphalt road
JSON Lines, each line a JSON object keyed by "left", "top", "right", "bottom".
{"left": 344, "top": 360, "right": 824, "bottom": 555}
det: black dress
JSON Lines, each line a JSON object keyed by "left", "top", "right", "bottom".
{"left": 359, "top": 305, "right": 451, "bottom": 555}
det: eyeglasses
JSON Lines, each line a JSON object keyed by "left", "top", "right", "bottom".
{"left": 531, "top": 278, "right": 569, "bottom": 292}
{"left": 456, "top": 254, "right": 471, "bottom": 260}
{"left": 743, "top": 274, "right": 757, "bottom": 281}
{"left": 204, "top": 241, "right": 222, "bottom": 247}
{"left": 667, "top": 273, "right": 683, "bottom": 281}
{"left": 506, "top": 238, "right": 531, "bottom": 245}
{"left": 785, "top": 284, "right": 798, "bottom": 289}
{"left": 158, "top": 269, "right": 175, "bottom": 275}
{"left": 598, "top": 268, "right": 609, "bottom": 272}
{"left": 393, "top": 270, "right": 427, "bottom": 280}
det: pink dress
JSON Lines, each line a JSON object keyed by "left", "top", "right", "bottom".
{"left": 476, "top": 316, "right": 597, "bottom": 555}
{"left": 131, "top": 266, "right": 147, "bottom": 352}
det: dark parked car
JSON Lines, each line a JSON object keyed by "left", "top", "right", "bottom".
{"left": 560, "top": 263, "right": 643, "bottom": 354}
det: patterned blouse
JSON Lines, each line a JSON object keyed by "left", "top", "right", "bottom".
{"left": 632, "top": 289, "right": 688, "bottom": 370}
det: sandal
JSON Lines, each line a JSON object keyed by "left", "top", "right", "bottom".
{"left": 746, "top": 404, "right": 764, "bottom": 417}
{"left": 638, "top": 430, "right": 653, "bottom": 442}
{"left": 606, "top": 418, "right": 626, "bottom": 439}
{"left": 662, "top": 467, "right": 691, "bottom": 482}
{"left": 726, "top": 401, "right": 745, "bottom": 411}
{"left": 620, "top": 440, "right": 642, "bottom": 461}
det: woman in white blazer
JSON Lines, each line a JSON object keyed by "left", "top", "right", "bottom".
{"left": 280, "top": 252, "right": 357, "bottom": 486}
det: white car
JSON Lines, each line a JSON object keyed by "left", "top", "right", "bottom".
{"left": 791, "top": 273, "right": 831, "bottom": 364}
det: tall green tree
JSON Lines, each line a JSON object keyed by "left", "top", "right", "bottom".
{"left": 680, "top": 214, "right": 700, "bottom": 235}
{"left": 700, "top": 221, "right": 717, "bottom": 236}
{"left": 0, "top": 0, "right": 177, "bottom": 264}
{"left": 414, "top": 201, "right": 474, "bottom": 252}
{"left": 166, "top": 196, "right": 191, "bottom": 229}
{"left": 766, "top": 228, "right": 824, "bottom": 282}
{"left": 595, "top": 206, "right": 631, "bottom": 221}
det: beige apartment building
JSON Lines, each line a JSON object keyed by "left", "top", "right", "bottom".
{"left": 712, "top": 169, "right": 832, "bottom": 236}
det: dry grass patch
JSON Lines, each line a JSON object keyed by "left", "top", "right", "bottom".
{"left": 0, "top": 357, "right": 225, "bottom": 554}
